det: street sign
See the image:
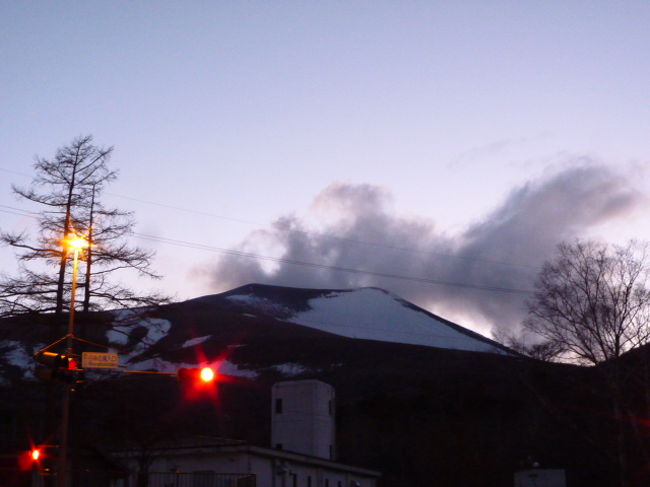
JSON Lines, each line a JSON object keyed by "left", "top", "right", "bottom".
{"left": 81, "top": 352, "right": 119, "bottom": 369}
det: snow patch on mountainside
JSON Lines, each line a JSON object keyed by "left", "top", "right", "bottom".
{"left": 107, "top": 310, "right": 171, "bottom": 347}
{"left": 2, "top": 340, "right": 41, "bottom": 380}
{"left": 182, "top": 336, "right": 210, "bottom": 348}
{"left": 227, "top": 295, "right": 292, "bottom": 317}
{"left": 125, "top": 356, "right": 258, "bottom": 378}
{"left": 272, "top": 362, "right": 309, "bottom": 377}
{"left": 283, "top": 288, "right": 505, "bottom": 353}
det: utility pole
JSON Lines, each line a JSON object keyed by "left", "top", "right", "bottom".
{"left": 33, "top": 234, "right": 217, "bottom": 486}
{"left": 57, "top": 235, "right": 87, "bottom": 487}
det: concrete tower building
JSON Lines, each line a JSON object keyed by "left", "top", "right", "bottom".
{"left": 271, "top": 380, "right": 336, "bottom": 460}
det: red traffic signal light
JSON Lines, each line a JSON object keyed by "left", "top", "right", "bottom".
{"left": 200, "top": 367, "right": 215, "bottom": 382}
{"left": 34, "top": 352, "right": 79, "bottom": 382}
{"left": 19, "top": 447, "right": 44, "bottom": 470}
{"left": 176, "top": 367, "right": 217, "bottom": 384}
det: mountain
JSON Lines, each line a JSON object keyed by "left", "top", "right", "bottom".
{"left": 0, "top": 284, "right": 512, "bottom": 381}
{"left": 104, "top": 283, "right": 512, "bottom": 374}
{"left": 217, "top": 284, "right": 512, "bottom": 354}
{"left": 0, "top": 284, "right": 624, "bottom": 487}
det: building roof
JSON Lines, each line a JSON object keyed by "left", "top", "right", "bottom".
{"left": 112, "top": 436, "right": 380, "bottom": 478}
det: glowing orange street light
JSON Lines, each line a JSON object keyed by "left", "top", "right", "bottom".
{"left": 31, "top": 448, "right": 41, "bottom": 462}
{"left": 63, "top": 234, "right": 89, "bottom": 251}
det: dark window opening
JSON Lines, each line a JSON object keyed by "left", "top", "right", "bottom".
{"left": 275, "top": 398, "right": 283, "bottom": 414}
{"left": 307, "top": 475, "right": 312, "bottom": 487}
{"left": 275, "top": 443, "right": 283, "bottom": 450}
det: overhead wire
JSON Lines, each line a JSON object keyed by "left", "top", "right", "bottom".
{"left": 133, "top": 232, "right": 534, "bottom": 295}
{"left": 0, "top": 203, "right": 534, "bottom": 295}
{"left": 0, "top": 165, "right": 539, "bottom": 273}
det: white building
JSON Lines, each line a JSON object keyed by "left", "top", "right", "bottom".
{"left": 113, "top": 438, "right": 378, "bottom": 487}
{"left": 111, "top": 380, "right": 379, "bottom": 487}
{"left": 514, "top": 468, "right": 566, "bottom": 487}
{"left": 271, "top": 380, "right": 336, "bottom": 460}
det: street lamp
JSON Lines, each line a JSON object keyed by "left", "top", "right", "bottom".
{"left": 62, "top": 233, "right": 88, "bottom": 348}
{"left": 57, "top": 232, "right": 89, "bottom": 487}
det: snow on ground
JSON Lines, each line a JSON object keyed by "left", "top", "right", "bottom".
{"left": 108, "top": 309, "right": 171, "bottom": 347}
{"left": 126, "top": 356, "right": 258, "bottom": 378}
{"left": 2, "top": 340, "right": 41, "bottom": 380}
{"left": 181, "top": 335, "right": 210, "bottom": 348}
{"left": 272, "top": 362, "right": 309, "bottom": 377}
{"left": 216, "top": 360, "right": 258, "bottom": 378}
{"left": 107, "top": 309, "right": 141, "bottom": 345}
{"left": 108, "top": 310, "right": 172, "bottom": 360}
{"left": 226, "top": 295, "right": 292, "bottom": 317}
{"left": 3, "top": 340, "right": 33, "bottom": 369}
{"left": 286, "top": 288, "right": 503, "bottom": 353}
{"left": 144, "top": 318, "right": 172, "bottom": 343}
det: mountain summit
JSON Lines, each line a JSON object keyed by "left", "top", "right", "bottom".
{"left": 191, "top": 284, "right": 511, "bottom": 355}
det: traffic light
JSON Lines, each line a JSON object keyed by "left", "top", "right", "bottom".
{"left": 176, "top": 367, "right": 217, "bottom": 384}
{"left": 34, "top": 351, "right": 79, "bottom": 383}
{"left": 30, "top": 448, "right": 40, "bottom": 462}
{"left": 18, "top": 446, "right": 44, "bottom": 471}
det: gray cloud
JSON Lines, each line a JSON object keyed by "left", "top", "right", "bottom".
{"left": 210, "top": 162, "right": 643, "bottom": 334}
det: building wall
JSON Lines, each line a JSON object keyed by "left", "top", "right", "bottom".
{"left": 271, "top": 380, "right": 336, "bottom": 460}
{"left": 113, "top": 451, "right": 252, "bottom": 487}
{"left": 228, "top": 453, "right": 375, "bottom": 487}
{"left": 112, "top": 450, "right": 376, "bottom": 487}
{"left": 514, "top": 469, "right": 566, "bottom": 487}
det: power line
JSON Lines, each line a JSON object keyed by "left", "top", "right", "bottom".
{"left": 133, "top": 232, "right": 534, "bottom": 295}
{"left": 0, "top": 203, "right": 534, "bottom": 295}
{"left": 107, "top": 193, "right": 538, "bottom": 273}
{"left": 0, "top": 165, "right": 538, "bottom": 273}
{"left": 0, "top": 207, "right": 42, "bottom": 221}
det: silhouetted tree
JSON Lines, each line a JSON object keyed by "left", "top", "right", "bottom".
{"left": 524, "top": 239, "right": 650, "bottom": 487}
{"left": 524, "top": 240, "right": 650, "bottom": 365}
{"left": 0, "top": 135, "right": 165, "bottom": 318}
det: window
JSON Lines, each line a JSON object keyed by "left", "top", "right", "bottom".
{"left": 328, "top": 399, "right": 332, "bottom": 415}
{"left": 275, "top": 398, "right": 283, "bottom": 414}
{"left": 307, "top": 475, "right": 312, "bottom": 487}
{"left": 292, "top": 474, "right": 298, "bottom": 487}
{"left": 275, "top": 443, "right": 283, "bottom": 450}
{"left": 325, "top": 479, "right": 329, "bottom": 487}
{"left": 329, "top": 445, "right": 333, "bottom": 459}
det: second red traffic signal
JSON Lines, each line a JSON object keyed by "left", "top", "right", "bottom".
{"left": 176, "top": 367, "right": 216, "bottom": 384}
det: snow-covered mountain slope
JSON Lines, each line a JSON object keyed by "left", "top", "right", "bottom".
{"left": 0, "top": 284, "right": 514, "bottom": 382}
{"left": 215, "top": 284, "right": 512, "bottom": 355}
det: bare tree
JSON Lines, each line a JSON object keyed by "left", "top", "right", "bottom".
{"left": 0, "top": 135, "right": 165, "bottom": 318}
{"left": 78, "top": 183, "right": 164, "bottom": 312}
{"left": 524, "top": 239, "right": 650, "bottom": 486}
{"left": 524, "top": 240, "right": 650, "bottom": 365}
{"left": 491, "top": 329, "right": 564, "bottom": 362}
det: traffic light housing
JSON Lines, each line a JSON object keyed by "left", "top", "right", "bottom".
{"left": 34, "top": 352, "right": 79, "bottom": 383}
{"left": 176, "top": 367, "right": 216, "bottom": 384}
{"left": 18, "top": 446, "right": 45, "bottom": 471}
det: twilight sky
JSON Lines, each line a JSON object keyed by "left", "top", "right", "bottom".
{"left": 1, "top": 1, "right": 649, "bottom": 336}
